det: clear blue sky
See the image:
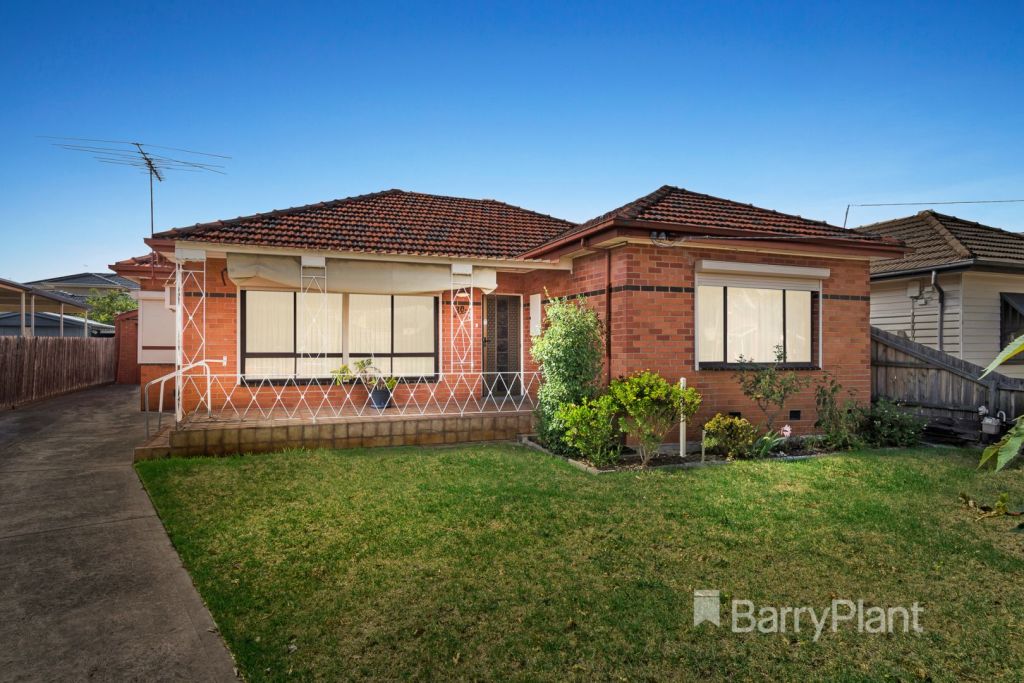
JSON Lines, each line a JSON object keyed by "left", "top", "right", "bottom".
{"left": 2, "top": 1, "right": 1022, "bottom": 281}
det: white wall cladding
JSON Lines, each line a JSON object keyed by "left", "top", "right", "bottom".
{"left": 868, "top": 273, "right": 962, "bottom": 358}
{"left": 961, "top": 272, "right": 1024, "bottom": 379}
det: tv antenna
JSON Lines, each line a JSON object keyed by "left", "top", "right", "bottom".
{"left": 42, "top": 136, "right": 230, "bottom": 236}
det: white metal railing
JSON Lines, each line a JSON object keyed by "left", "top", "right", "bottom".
{"left": 143, "top": 358, "right": 226, "bottom": 437}
{"left": 173, "top": 370, "right": 541, "bottom": 425}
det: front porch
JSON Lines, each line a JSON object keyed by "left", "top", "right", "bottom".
{"left": 136, "top": 411, "right": 535, "bottom": 460}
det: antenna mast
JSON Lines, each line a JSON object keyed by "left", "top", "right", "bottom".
{"left": 43, "top": 136, "right": 229, "bottom": 237}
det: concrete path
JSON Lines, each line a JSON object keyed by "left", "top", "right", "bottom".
{"left": 0, "top": 385, "right": 236, "bottom": 682}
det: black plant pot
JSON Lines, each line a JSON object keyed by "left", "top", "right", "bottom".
{"left": 370, "top": 387, "right": 393, "bottom": 409}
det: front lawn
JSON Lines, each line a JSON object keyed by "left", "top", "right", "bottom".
{"left": 137, "top": 445, "right": 1024, "bottom": 681}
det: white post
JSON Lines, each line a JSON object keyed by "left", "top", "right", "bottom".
{"left": 679, "top": 376, "right": 687, "bottom": 456}
{"left": 59, "top": 303, "right": 64, "bottom": 337}
{"left": 83, "top": 310, "right": 89, "bottom": 337}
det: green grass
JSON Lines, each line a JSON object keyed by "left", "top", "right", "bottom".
{"left": 136, "top": 445, "right": 1024, "bottom": 682}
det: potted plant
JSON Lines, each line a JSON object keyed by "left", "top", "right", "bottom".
{"left": 370, "top": 375, "right": 399, "bottom": 409}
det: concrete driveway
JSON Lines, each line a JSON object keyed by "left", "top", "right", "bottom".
{"left": 0, "top": 385, "right": 236, "bottom": 681}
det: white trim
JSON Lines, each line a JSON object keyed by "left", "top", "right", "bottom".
{"left": 696, "top": 272, "right": 821, "bottom": 292}
{"left": 697, "top": 259, "right": 830, "bottom": 279}
{"left": 166, "top": 240, "right": 571, "bottom": 271}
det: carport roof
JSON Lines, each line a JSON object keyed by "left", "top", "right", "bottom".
{"left": 0, "top": 277, "right": 91, "bottom": 314}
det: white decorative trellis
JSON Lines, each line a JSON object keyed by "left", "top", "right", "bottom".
{"left": 175, "top": 254, "right": 206, "bottom": 421}
{"left": 449, "top": 265, "right": 474, "bottom": 372}
{"left": 298, "top": 256, "right": 329, "bottom": 378}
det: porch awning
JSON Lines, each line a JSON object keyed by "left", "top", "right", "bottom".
{"left": 226, "top": 254, "right": 301, "bottom": 289}
{"left": 326, "top": 259, "right": 497, "bottom": 295}
{"left": 226, "top": 253, "right": 497, "bottom": 294}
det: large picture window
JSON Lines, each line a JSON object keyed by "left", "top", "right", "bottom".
{"left": 697, "top": 284, "right": 815, "bottom": 366}
{"left": 241, "top": 291, "right": 438, "bottom": 379}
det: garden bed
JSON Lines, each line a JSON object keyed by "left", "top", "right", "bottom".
{"left": 521, "top": 435, "right": 833, "bottom": 473}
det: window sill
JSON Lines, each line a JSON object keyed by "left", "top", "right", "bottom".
{"left": 697, "top": 363, "right": 820, "bottom": 372}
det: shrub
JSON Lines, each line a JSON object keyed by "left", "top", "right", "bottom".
{"left": 813, "top": 373, "right": 863, "bottom": 451}
{"left": 530, "top": 295, "right": 604, "bottom": 454}
{"left": 750, "top": 432, "right": 785, "bottom": 459}
{"left": 733, "top": 347, "right": 810, "bottom": 430}
{"left": 857, "top": 400, "right": 924, "bottom": 447}
{"left": 702, "top": 413, "right": 759, "bottom": 460}
{"left": 558, "top": 394, "right": 623, "bottom": 468}
{"left": 609, "top": 371, "right": 702, "bottom": 467}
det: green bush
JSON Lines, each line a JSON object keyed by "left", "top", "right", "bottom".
{"left": 813, "top": 373, "right": 863, "bottom": 451}
{"left": 558, "top": 394, "right": 623, "bottom": 468}
{"left": 857, "top": 400, "right": 924, "bottom": 447}
{"left": 703, "top": 413, "right": 759, "bottom": 460}
{"left": 609, "top": 371, "right": 702, "bottom": 467}
{"left": 530, "top": 296, "right": 604, "bottom": 454}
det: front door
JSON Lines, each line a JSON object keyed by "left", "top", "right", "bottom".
{"left": 482, "top": 295, "right": 522, "bottom": 398}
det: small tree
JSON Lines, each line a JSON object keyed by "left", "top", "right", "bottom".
{"left": 733, "top": 346, "right": 809, "bottom": 430}
{"left": 609, "top": 370, "right": 702, "bottom": 467}
{"left": 85, "top": 289, "right": 137, "bottom": 325}
{"left": 530, "top": 295, "right": 604, "bottom": 453}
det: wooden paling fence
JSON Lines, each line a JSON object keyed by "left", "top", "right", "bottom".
{"left": 871, "top": 326, "right": 1024, "bottom": 440}
{"left": 0, "top": 336, "right": 116, "bottom": 409}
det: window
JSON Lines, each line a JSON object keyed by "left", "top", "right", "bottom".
{"left": 697, "top": 284, "right": 815, "bottom": 365}
{"left": 1000, "top": 293, "right": 1024, "bottom": 364}
{"left": 241, "top": 291, "right": 437, "bottom": 379}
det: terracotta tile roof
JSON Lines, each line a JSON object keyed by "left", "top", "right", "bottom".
{"left": 153, "top": 189, "right": 575, "bottom": 260}
{"left": 853, "top": 211, "right": 1024, "bottom": 275}
{"left": 532, "top": 185, "right": 886, "bottom": 250}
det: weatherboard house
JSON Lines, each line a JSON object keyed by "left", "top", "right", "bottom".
{"left": 119, "top": 186, "right": 904, "bottom": 458}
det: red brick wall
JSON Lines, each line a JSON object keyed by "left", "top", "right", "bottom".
{"left": 177, "top": 249, "right": 871, "bottom": 437}
{"left": 114, "top": 310, "right": 140, "bottom": 384}
{"left": 513, "top": 246, "right": 871, "bottom": 437}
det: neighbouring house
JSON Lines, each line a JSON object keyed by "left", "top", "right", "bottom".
{"left": 855, "top": 211, "right": 1024, "bottom": 378}
{"left": 25, "top": 271, "right": 138, "bottom": 307}
{"left": 132, "top": 186, "right": 904, "bottom": 458}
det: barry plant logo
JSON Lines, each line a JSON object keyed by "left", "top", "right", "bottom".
{"left": 692, "top": 589, "right": 923, "bottom": 642}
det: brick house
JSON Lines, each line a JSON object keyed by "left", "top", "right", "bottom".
{"left": 124, "top": 186, "right": 903, "bottom": 457}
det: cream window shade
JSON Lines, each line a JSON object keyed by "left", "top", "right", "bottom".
{"left": 326, "top": 259, "right": 497, "bottom": 294}
{"left": 296, "top": 292, "right": 344, "bottom": 354}
{"left": 245, "top": 291, "right": 294, "bottom": 352}
{"left": 348, "top": 294, "right": 392, "bottom": 355}
{"left": 394, "top": 296, "right": 435, "bottom": 354}
{"left": 785, "top": 290, "right": 812, "bottom": 363}
{"left": 227, "top": 254, "right": 301, "bottom": 289}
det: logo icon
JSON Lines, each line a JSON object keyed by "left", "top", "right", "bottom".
{"left": 693, "top": 589, "right": 721, "bottom": 627}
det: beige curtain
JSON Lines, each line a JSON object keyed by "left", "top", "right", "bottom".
{"left": 727, "top": 287, "right": 784, "bottom": 362}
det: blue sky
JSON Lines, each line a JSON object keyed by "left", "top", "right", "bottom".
{"left": 1, "top": 1, "right": 1022, "bottom": 281}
